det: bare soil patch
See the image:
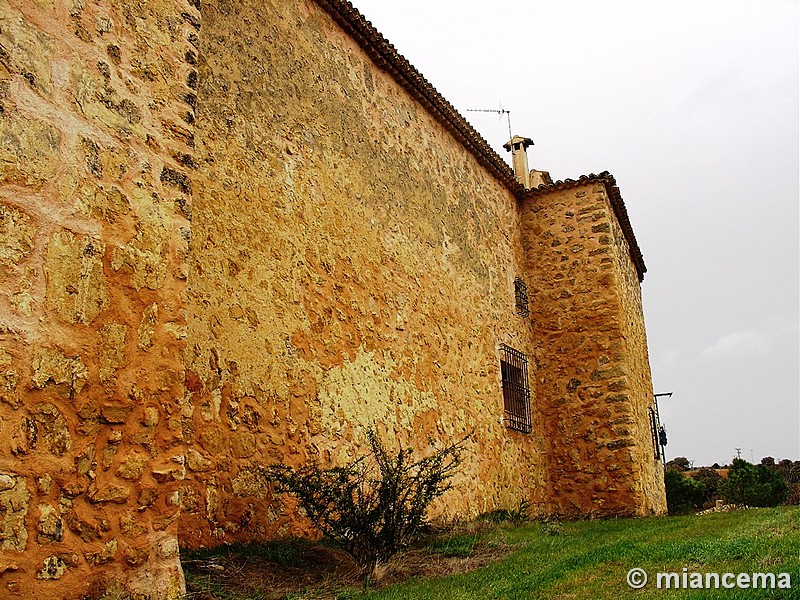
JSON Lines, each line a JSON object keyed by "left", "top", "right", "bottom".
{"left": 183, "top": 535, "right": 512, "bottom": 599}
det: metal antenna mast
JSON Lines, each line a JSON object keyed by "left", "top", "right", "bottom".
{"left": 465, "top": 103, "right": 512, "bottom": 139}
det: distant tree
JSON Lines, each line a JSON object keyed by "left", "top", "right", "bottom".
{"left": 691, "top": 468, "right": 723, "bottom": 505}
{"left": 721, "top": 459, "right": 789, "bottom": 507}
{"left": 776, "top": 460, "right": 800, "bottom": 484}
{"left": 711, "top": 463, "right": 721, "bottom": 469}
{"left": 761, "top": 456, "right": 776, "bottom": 467}
{"left": 666, "top": 457, "right": 691, "bottom": 472}
{"left": 665, "top": 468, "right": 706, "bottom": 515}
{"left": 775, "top": 459, "right": 800, "bottom": 506}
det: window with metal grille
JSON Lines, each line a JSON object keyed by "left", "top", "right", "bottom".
{"left": 500, "top": 344, "right": 532, "bottom": 433}
{"left": 514, "top": 277, "right": 529, "bottom": 317}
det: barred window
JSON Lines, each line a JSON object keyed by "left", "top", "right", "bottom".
{"left": 500, "top": 344, "right": 532, "bottom": 434}
{"left": 514, "top": 277, "right": 529, "bottom": 317}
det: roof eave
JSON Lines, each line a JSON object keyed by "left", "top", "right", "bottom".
{"left": 314, "top": 0, "right": 522, "bottom": 192}
{"left": 315, "top": 1, "right": 646, "bottom": 282}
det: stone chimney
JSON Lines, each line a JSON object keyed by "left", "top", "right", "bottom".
{"left": 503, "top": 135, "right": 534, "bottom": 188}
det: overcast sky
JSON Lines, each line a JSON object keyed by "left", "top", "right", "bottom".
{"left": 352, "top": 0, "right": 799, "bottom": 466}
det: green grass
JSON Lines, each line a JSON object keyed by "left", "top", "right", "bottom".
{"left": 342, "top": 507, "right": 800, "bottom": 599}
{"left": 183, "top": 506, "right": 800, "bottom": 599}
{"left": 423, "top": 532, "right": 483, "bottom": 558}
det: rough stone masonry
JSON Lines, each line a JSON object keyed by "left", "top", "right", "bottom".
{"left": 0, "top": 0, "right": 665, "bottom": 597}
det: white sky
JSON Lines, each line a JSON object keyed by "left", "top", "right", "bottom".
{"left": 352, "top": 0, "right": 799, "bottom": 466}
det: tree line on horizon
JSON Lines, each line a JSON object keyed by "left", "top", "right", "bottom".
{"left": 664, "top": 456, "right": 799, "bottom": 515}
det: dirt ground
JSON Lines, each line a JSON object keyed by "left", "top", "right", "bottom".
{"left": 182, "top": 535, "right": 512, "bottom": 599}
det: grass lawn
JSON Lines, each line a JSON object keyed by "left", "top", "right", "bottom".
{"left": 183, "top": 505, "right": 800, "bottom": 599}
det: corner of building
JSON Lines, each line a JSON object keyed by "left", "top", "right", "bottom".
{"left": 518, "top": 173, "right": 666, "bottom": 518}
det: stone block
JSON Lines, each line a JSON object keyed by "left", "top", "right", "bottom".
{"left": 119, "top": 512, "right": 147, "bottom": 537}
{"left": 0, "top": 109, "right": 61, "bottom": 187}
{"left": 0, "top": 473, "right": 29, "bottom": 551}
{"left": 69, "top": 63, "right": 145, "bottom": 139}
{"left": 87, "top": 482, "right": 130, "bottom": 504}
{"left": 124, "top": 545, "right": 150, "bottom": 567}
{"left": 100, "top": 405, "right": 132, "bottom": 424}
{"left": 151, "top": 465, "right": 184, "bottom": 483}
{"left": 198, "top": 427, "right": 224, "bottom": 453}
{"left": 0, "top": 474, "right": 15, "bottom": 491}
{"left": 45, "top": 231, "right": 109, "bottom": 325}
{"left": 0, "top": 2, "right": 55, "bottom": 96}
{"left": 110, "top": 225, "right": 169, "bottom": 291}
{"left": 99, "top": 323, "right": 128, "bottom": 383}
{"left": 137, "top": 303, "right": 158, "bottom": 350}
{"left": 32, "top": 347, "right": 88, "bottom": 397}
{"left": 186, "top": 448, "right": 211, "bottom": 472}
{"left": 0, "top": 369, "right": 19, "bottom": 407}
{"left": 157, "top": 536, "right": 179, "bottom": 559}
{"left": 36, "top": 504, "right": 63, "bottom": 543}
{"left": 10, "top": 417, "right": 37, "bottom": 455}
{"left": 142, "top": 406, "right": 160, "bottom": 427}
{"left": 37, "top": 556, "right": 67, "bottom": 580}
{"left": 77, "top": 183, "right": 131, "bottom": 225}
{"left": 64, "top": 510, "right": 101, "bottom": 542}
{"left": 231, "top": 468, "right": 269, "bottom": 500}
{"left": 84, "top": 539, "right": 118, "bottom": 565}
{"left": 32, "top": 403, "right": 71, "bottom": 456}
{"left": 0, "top": 204, "right": 37, "bottom": 268}
{"left": 116, "top": 452, "right": 148, "bottom": 480}
{"left": 230, "top": 431, "right": 256, "bottom": 458}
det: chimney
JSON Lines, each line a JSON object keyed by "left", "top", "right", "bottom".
{"left": 503, "top": 135, "right": 534, "bottom": 188}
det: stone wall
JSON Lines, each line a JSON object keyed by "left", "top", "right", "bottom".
{"left": 520, "top": 180, "right": 666, "bottom": 517}
{"left": 181, "top": 0, "right": 547, "bottom": 549}
{"left": 1, "top": 0, "right": 665, "bottom": 596}
{"left": 608, "top": 188, "right": 666, "bottom": 513}
{"left": 0, "top": 0, "right": 196, "bottom": 596}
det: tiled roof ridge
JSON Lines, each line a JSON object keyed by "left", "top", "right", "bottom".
{"left": 315, "top": 0, "right": 524, "bottom": 193}
{"left": 526, "top": 172, "right": 647, "bottom": 280}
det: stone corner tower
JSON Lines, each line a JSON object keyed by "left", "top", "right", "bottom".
{"left": 517, "top": 172, "right": 667, "bottom": 518}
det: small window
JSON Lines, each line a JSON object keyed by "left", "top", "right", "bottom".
{"left": 514, "top": 277, "right": 529, "bottom": 317}
{"left": 500, "top": 344, "right": 532, "bottom": 433}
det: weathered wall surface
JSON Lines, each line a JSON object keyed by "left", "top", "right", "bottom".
{"left": 520, "top": 181, "right": 664, "bottom": 517}
{"left": 1, "top": 0, "right": 665, "bottom": 594}
{"left": 182, "top": 0, "right": 547, "bottom": 547}
{"left": 0, "top": 0, "right": 196, "bottom": 596}
{"left": 608, "top": 196, "right": 666, "bottom": 514}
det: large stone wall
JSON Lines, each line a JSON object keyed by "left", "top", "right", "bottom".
{"left": 607, "top": 189, "right": 666, "bottom": 513}
{"left": 520, "top": 180, "right": 666, "bottom": 516}
{"left": 181, "top": 0, "right": 547, "bottom": 548}
{"left": 0, "top": 0, "right": 196, "bottom": 596}
{"left": 1, "top": 0, "right": 665, "bottom": 596}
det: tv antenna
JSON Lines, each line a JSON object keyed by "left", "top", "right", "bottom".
{"left": 465, "top": 102, "right": 512, "bottom": 139}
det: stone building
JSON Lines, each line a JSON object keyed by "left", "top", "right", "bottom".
{"left": 0, "top": 0, "right": 666, "bottom": 596}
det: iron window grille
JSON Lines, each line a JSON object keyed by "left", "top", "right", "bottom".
{"left": 514, "top": 277, "right": 529, "bottom": 317}
{"left": 500, "top": 344, "right": 532, "bottom": 434}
